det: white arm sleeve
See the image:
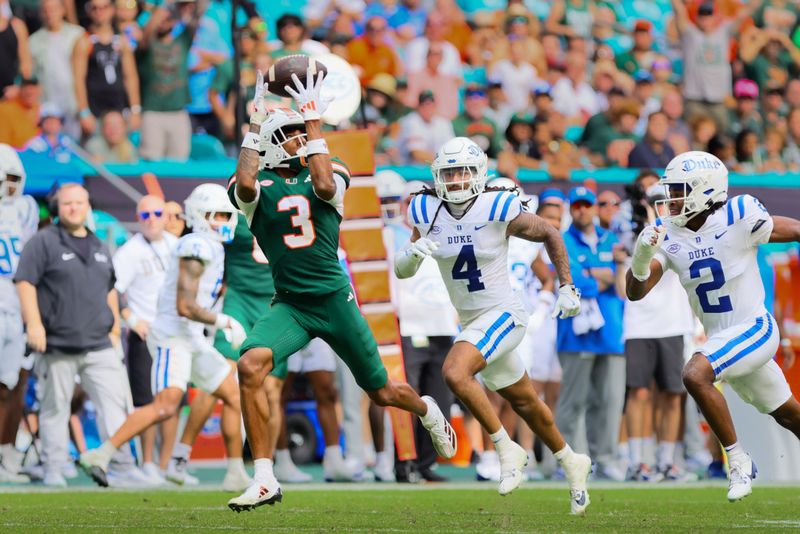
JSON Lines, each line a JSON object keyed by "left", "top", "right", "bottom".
{"left": 394, "top": 241, "right": 424, "bottom": 279}
{"left": 314, "top": 174, "right": 346, "bottom": 217}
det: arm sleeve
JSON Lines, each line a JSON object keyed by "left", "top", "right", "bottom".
{"left": 228, "top": 175, "right": 260, "bottom": 224}
{"left": 13, "top": 232, "right": 46, "bottom": 285}
{"left": 315, "top": 174, "right": 347, "bottom": 217}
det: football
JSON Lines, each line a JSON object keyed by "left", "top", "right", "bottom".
{"left": 266, "top": 55, "right": 328, "bottom": 98}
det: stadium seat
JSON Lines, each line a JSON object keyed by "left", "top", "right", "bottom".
{"left": 190, "top": 134, "right": 228, "bottom": 160}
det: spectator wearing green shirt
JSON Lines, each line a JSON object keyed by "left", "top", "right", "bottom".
{"left": 137, "top": 0, "right": 201, "bottom": 160}
{"left": 741, "top": 27, "right": 800, "bottom": 94}
{"left": 452, "top": 85, "right": 504, "bottom": 159}
{"left": 614, "top": 20, "right": 657, "bottom": 77}
{"left": 579, "top": 86, "right": 625, "bottom": 155}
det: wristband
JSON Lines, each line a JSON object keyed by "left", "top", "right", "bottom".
{"left": 214, "top": 313, "right": 231, "bottom": 330}
{"left": 782, "top": 338, "right": 793, "bottom": 348}
{"left": 130, "top": 105, "right": 142, "bottom": 114}
{"left": 126, "top": 312, "right": 140, "bottom": 329}
{"left": 79, "top": 108, "right": 92, "bottom": 119}
{"left": 305, "top": 138, "right": 329, "bottom": 156}
{"left": 241, "top": 132, "right": 261, "bottom": 151}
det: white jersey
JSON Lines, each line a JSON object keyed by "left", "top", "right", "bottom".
{"left": 654, "top": 194, "right": 774, "bottom": 338}
{"left": 408, "top": 190, "right": 527, "bottom": 326}
{"left": 0, "top": 195, "right": 38, "bottom": 312}
{"left": 153, "top": 233, "right": 224, "bottom": 340}
{"left": 113, "top": 232, "right": 177, "bottom": 324}
{"left": 507, "top": 237, "right": 544, "bottom": 314}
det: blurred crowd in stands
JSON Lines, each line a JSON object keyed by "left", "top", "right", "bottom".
{"left": 0, "top": 0, "right": 799, "bottom": 175}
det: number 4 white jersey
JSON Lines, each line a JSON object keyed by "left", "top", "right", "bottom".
{"left": 408, "top": 190, "right": 528, "bottom": 326}
{"left": 653, "top": 194, "right": 773, "bottom": 338}
{"left": 0, "top": 195, "right": 38, "bottom": 312}
{"left": 154, "top": 233, "right": 225, "bottom": 340}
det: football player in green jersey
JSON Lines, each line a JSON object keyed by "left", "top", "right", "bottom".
{"left": 227, "top": 69, "right": 457, "bottom": 511}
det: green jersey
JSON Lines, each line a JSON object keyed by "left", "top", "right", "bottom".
{"left": 224, "top": 213, "right": 274, "bottom": 296}
{"left": 227, "top": 158, "right": 351, "bottom": 297}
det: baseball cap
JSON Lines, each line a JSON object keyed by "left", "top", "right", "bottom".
{"left": 532, "top": 83, "right": 552, "bottom": 97}
{"left": 465, "top": 84, "right": 487, "bottom": 98}
{"left": 634, "top": 20, "right": 652, "bottom": 33}
{"left": 698, "top": 2, "right": 714, "bottom": 16}
{"left": 568, "top": 186, "right": 597, "bottom": 206}
{"left": 539, "top": 188, "right": 566, "bottom": 203}
{"left": 418, "top": 89, "right": 435, "bottom": 105}
{"left": 734, "top": 79, "right": 759, "bottom": 99}
{"left": 634, "top": 70, "right": 654, "bottom": 84}
{"left": 40, "top": 102, "right": 65, "bottom": 121}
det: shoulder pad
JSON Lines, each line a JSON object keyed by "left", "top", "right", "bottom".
{"left": 487, "top": 191, "right": 522, "bottom": 222}
{"left": 176, "top": 234, "right": 215, "bottom": 263}
{"left": 408, "top": 192, "right": 438, "bottom": 226}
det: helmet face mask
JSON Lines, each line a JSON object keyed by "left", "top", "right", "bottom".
{"left": 259, "top": 110, "right": 308, "bottom": 170}
{"left": 431, "top": 137, "right": 488, "bottom": 203}
{"left": 185, "top": 184, "right": 238, "bottom": 243}
{"left": 658, "top": 151, "right": 728, "bottom": 227}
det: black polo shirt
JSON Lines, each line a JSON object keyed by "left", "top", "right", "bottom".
{"left": 14, "top": 224, "right": 116, "bottom": 353}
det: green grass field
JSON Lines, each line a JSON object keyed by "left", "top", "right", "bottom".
{"left": 2, "top": 485, "right": 799, "bottom": 533}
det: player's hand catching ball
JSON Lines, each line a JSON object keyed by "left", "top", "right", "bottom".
{"left": 216, "top": 313, "right": 247, "bottom": 350}
{"left": 285, "top": 66, "right": 333, "bottom": 121}
{"left": 250, "top": 70, "right": 269, "bottom": 127}
{"left": 407, "top": 237, "right": 439, "bottom": 260}
{"left": 552, "top": 284, "right": 581, "bottom": 319}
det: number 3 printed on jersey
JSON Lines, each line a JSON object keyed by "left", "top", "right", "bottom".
{"left": 278, "top": 195, "right": 316, "bottom": 249}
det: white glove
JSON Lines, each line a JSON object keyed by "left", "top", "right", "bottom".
{"left": 551, "top": 284, "right": 581, "bottom": 319}
{"left": 407, "top": 237, "right": 439, "bottom": 260}
{"left": 285, "top": 66, "right": 333, "bottom": 121}
{"left": 631, "top": 224, "right": 666, "bottom": 281}
{"left": 250, "top": 70, "right": 269, "bottom": 127}
{"left": 215, "top": 313, "right": 247, "bottom": 350}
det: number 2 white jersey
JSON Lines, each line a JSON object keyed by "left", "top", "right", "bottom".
{"left": 153, "top": 232, "right": 225, "bottom": 340}
{"left": 0, "top": 195, "right": 38, "bottom": 312}
{"left": 408, "top": 190, "right": 528, "bottom": 326}
{"left": 653, "top": 194, "right": 773, "bottom": 338}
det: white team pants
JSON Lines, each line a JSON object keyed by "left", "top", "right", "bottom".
{"left": 34, "top": 347, "right": 135, "bottom": 475}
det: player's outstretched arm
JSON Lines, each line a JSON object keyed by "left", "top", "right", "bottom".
{"left": 286, "top": 67, "right": 337, "bottom": 200}
{"left": 507, "top": 212, "right": 573, "bottom": 287}
{"left": 394, "top": 226, "right": 439, "bottom": 279}
{"left": 236, "top": 71, "right": 269, "bottom": 203}
{"left": 769, "top": 216, "right": 800, "bottom": 243}
{"left": 626, "top": 224, "right": 666, "bottom": 301}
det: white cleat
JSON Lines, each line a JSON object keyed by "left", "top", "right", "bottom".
{"left": 727, "top": 455, "right": 756, "bottom": 502}
{"left": 107, "top": 467, "right": 153, "bottom": 488}
{"left": 498, "top": 442, "right": 528, "bottom": 496}
{"left": 228, "top": 480, "right": 283, "bottom": 513}
{"left": 223, "top": 464, "right": 252, "bottom": 492}
{"left": 0, "top": 462, "right": 29, "bottom": 483}
{"left": 43, "top": 471, "right": 67, "bottom": 487}
{"left": 166, "top": 456, "right": 191, "bottom": 486}
{"left": 373, "top": 460, "right": 396, "bottom": 482}
{"left": 420, "top": 396, "right": 457, "bottom": 459}
{"left": 274, "top": 460, "right": 313, "bottom": 483}
{"left": 78, "top": 449, "right": 110, "bottom": 487}
{"left": 142, "top": 462, "right": 166, "bottom": 485}
{"left": 324, "top": 457, "right": 365, "bottom": 482}
{"left": 562, "top": 453, "right": 592, "bottom": 515}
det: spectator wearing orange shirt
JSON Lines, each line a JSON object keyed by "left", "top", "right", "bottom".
{"left": 0, "top": 78, "right": 41, "bottom": 148}
{"left": 405, "top": 42, "right": 460, "bottom": 120}
{"left": 347, "top": 16, "right": 402, "bottom": 86}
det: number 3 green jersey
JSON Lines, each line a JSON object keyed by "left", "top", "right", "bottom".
{"left": 227, "top": 158, "right": 351, "bottom": 297}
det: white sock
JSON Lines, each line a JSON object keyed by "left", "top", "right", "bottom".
{"left": 324, "top": 445, "right": 343, "bottom": 463}
{"left": 643, "top": 436, "right": 656, "bottom": 466}
{"left": 227, "top": 457, "right": 245, "bottom": 473}
{"left": 675, "top": 442, "right": 685, "bottom": 465}
{"left": 724, "top": 442, "right": 748, "bottom": 466}
{"left": 657, "top": 442, "right": 676, "bottom": 471}
{"left": 617, "top": 441, "right": 629, "bottom": 462}
{"left": 629, "top": 438, "right": 643, "bottom": 466}
{"left": 172, "top": 442, "right": 192, "bottom": 460}
{"left": 376, "top": 450, "right": 391, "bottom": 466}
{"left": 553, "top": 443, "right": 574, "bottom": 463}
{"left": 275, "top": 449, "right": 293, "bottom": 466}
{"left": 253, "top": 458, "right": 275, "bottom": 483}
{"left": 420, "top": 397, "right": 437, "bottom": 426}
{"left": 489, "top": 428, "right": 513, "bottom": 454}
{"left": 98, "top": 441, "right": 117, "bottom": 467}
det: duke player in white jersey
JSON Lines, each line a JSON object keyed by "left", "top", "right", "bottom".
{"left": 80, "top": 184, "right": 249, "bottom": 489}
{"left": 395, "top": 137, "right": 592, "bottom": 515}
{"left": 0, "top": 145, "right": 38, "bottom": 482}
{"left": 627, "top": 150, "right": 800, "bottom": 502}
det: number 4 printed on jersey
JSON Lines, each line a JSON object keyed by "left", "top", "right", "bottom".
{"left": 278, "top": 195, "right": 316, "bottom": 248}
{"left": 452, "top": 244, "right": 485, "bottom": 292}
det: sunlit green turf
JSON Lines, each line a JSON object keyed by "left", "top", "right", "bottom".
{"left": 2, "top": 486, "right": 800, "bottom": 533}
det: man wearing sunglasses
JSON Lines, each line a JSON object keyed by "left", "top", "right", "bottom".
{"left": 112, "top": 195, "right": 177, "bottom": 484}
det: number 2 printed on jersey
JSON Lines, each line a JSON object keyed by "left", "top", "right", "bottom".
{"left": 690, "top": 257, "right": 733, "bottom": 313}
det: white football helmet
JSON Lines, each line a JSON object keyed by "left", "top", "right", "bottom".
{"left": 375, "top": 170, "right": 406, "bottom": 223}
{"left": 0, "top": 143, "right": 26, "bottom": 198}
{"left": 184, "top": 183, "right": 238, "bottom": 243}
{"left": 657, "top": 151, "right": 728, "bottom": 227}
{"left": 431, "top": 137, "right": 488, "bottom": 203}
{"left": 258, "top": 108, "right": 307, "bottom": 170}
